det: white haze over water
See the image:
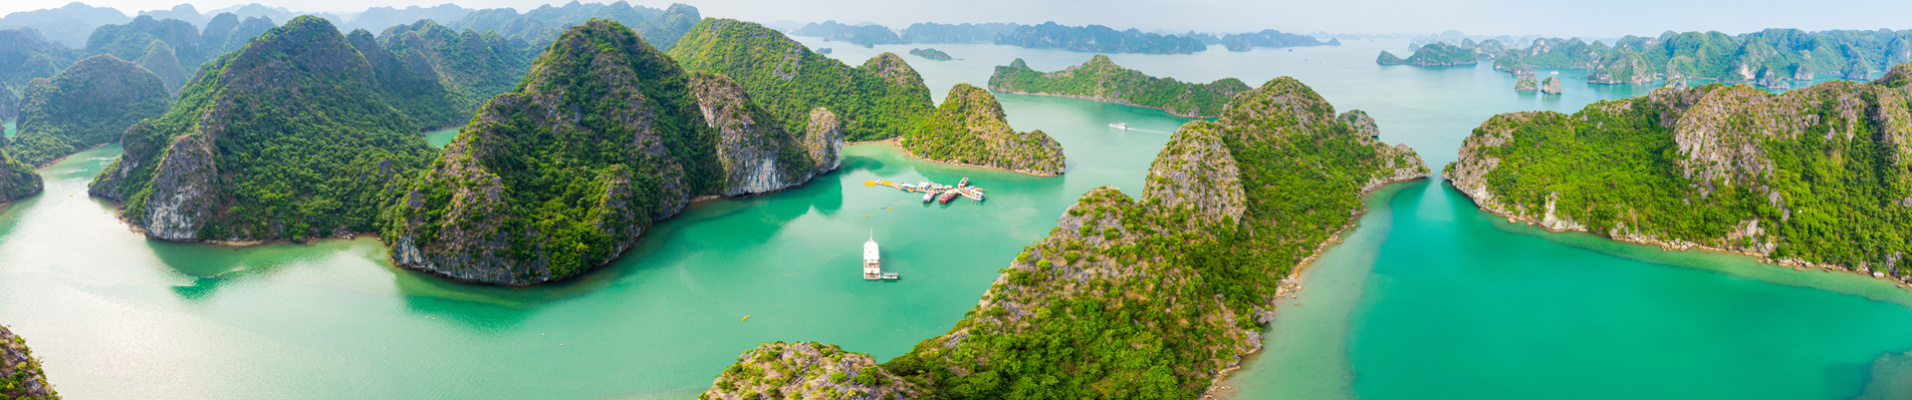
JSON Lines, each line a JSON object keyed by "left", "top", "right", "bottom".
{"left": 5, "top": 0, "right": 1912, "bottom": 37}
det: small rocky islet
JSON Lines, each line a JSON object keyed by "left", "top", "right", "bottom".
{"left": 1375, "top": 42, "right": 1478, "bottom": 66}
{"left": 385, "top": 20, "right": 847, "bottom": 285}
{"left": 900, "top": 83, "right": 1065, "bottom": 175}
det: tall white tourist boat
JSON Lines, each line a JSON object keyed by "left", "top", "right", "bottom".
{"left": 864, "top": 231, "right": 898, "bottom": 280}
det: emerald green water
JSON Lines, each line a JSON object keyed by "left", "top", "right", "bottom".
{"left": 4, "top": 120, "right": 14, "bottom": 139}
{"left": 0, "top": 38, "right": 1907, "bottom": 399}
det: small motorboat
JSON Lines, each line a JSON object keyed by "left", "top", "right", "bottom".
{"left": 938, "top": 191, "right": 959, "bottom": 204}
{"left": 1108, "top": 122, "right": 1128, "bottom": 130}
{"left": 923, "top": 191, "right": 936, "bottom": 203}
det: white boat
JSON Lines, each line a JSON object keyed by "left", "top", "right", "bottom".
{"left": 1108, "top": 122, "right": 1128, "bottom": 130}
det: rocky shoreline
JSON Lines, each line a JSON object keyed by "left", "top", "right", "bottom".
{"left": 1443, "top": 178, "right": 1912, "bottom": 289}
{"left": 1442, "top": 77, "right": 1912, "bottom": 288}
{"left": 882, "top": 140, "right": 1061, "bottom": 177}
{"left": 992, "top": 89, "right": 1216, "bottom": 119}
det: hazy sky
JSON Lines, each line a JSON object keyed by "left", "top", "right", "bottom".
{"left": 8, "top": 0, "right": 1912, "bottom": 38}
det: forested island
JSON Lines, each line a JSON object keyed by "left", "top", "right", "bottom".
{"left": 907, "top": 47, "right": 951, "bottom": 61}
{"left": 669, "top": 18, "right": 935, "bottom": 142}
{"left": 384, "top": 20, "right": 846, "bottom": 285}
{"left": 88, "top": 16, "right": 438, "bottom": 243}
{"left": 988, "top": 55, "right": 1250, "bottom": 118}
{"left": 1220, "top": 29, "right": 1338, "bottom": 51}
{"left": 1375, "top": 42, "right": 1478, "bottom": 66}
{"left": 793, "top": 20, "right": 902, "bottom": 47}
{"left": 997, "top": 21, "right": 1206, "bottom": 54}
{"left": 1427, "top": 29, "right": 1912, "bottom": 88}
{"left": 704, "top": 77, "right": 1429, "bottom": 399}
{"left": 6, "top": 54, "right": 171, "bottom": 167}
{"left": 1447, "top": 65, "right": 1912, "bottom": 283}
{"left": 900, "top": 84, "right": 1065, "bottom": 175}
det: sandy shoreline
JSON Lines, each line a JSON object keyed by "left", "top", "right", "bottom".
{"left": 1199, "top": 174, "right": 1429, "bottom": 399}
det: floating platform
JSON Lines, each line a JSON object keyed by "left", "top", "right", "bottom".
{"left": 866, "top": 178, "right": 986, "bottom": 204}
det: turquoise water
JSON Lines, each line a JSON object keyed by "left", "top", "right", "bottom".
{"left": 423, "top": 126, "right": 459, "bottom": 148}
{"left": 0, "top": 37, "right": 1906, "bottom": 400}
{"left": 4, "top": 120, "right": 14, "bottom": 140}
{"left": 0, "top": 77, "right": 1189, "bottom": 397}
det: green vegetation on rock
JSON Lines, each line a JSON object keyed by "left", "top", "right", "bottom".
{"left": 88, "top": 16, "right": 435, "bottom": 242}
{"left": 7, "top": 54, "right": 170, "bottom": 167}
{"left": 0, "top": 324, "right": 59, "bottom": 400}
{"left": 383, "top": 18, "right": 717, "bottom": 284}
{"left": 1375, "top": 42, "right": 1477, "bottom": 66}
{"left": 705, "top": 77, "right": 1429, "bottom": 399}
{"left": 988, "top": 55, "right": 1249, "bottom": 118}
{"left": 1446, "top": 65, "right": 1912, "bottom": 281}
{"left": 0, "top": 81, "right": 17, "bottom": 123}
{"left": 84, "top": 15, "right": 206, "bottom": 89}
{"left": 701, "top": 342, "right": 923, "bottom": 400}
{"left": 353, "top": 20, "right": 534, "bottom": 130}
{"left": 1220, "top": 30, "right": 1334, "bottom": 51}
{"left": 793, "top": 20, "right": 902, "bottom": 47}
{"left": 668, "top": 18, "right": 934, "bottom": 142}
{"left": 1491, "top": 30, "right": 1912, "bottom": 87}
{"left": 384, "top": 19, "right": 839, "bottom": 285}
{"left": 908, "top": 47, "right": 952, "bottom": 61}
{"left": 0, "top": 149, "right": 38, "bottom": 204}
{"left": 902, "top": 84, "right": 1065, "bottom": 175}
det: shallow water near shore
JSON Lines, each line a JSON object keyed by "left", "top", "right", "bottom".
{"left": 0, "top": 37, "right": 1908, "bottom": 400}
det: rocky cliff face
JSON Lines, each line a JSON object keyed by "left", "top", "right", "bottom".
{"left": 805, "top": 107, "right": 844, "bottom": 172}
{"left": 0, "top": 150, "right": 39, "bottom": 204}
{"left": 690, "top": 73, "right": 842, "bottom": 196}
{"left": 1515, "top": 73, "right": 1539, "bottom": 91}
{"left": 668, "top": 18, "right": 935, "bottom": 142}
{"left": 385, "top": 19, "right": 728, "bottom": 285}
{"left": 1541, "top": 76, "right": 1563, "bottom": 94}
{"left": 701, "top": 342, "right": 923, "bottom": 400}
{"left": 89, "top": 16, "right": 431, "bottom": 242}
{"left": 0, "top": 81, "right": 17, "bottom": 122}
{"left": 1447, "top": 66, "right": 1912, "bottom": 281}
{"left": 901, "top": 83, "right": 1066, "bottom": 175}
{"left": 0, "top": 324, "right": 59, "bottom": 400}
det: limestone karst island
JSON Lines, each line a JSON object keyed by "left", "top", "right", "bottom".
{"left": 2, "top": 1, "right": 1911, "bottom": 399}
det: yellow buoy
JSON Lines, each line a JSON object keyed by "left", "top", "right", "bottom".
{"left": 862, "top": 214, "right": 870, "bottom": 218}
{"left": 741, "top": 315, "right": 750, "bottom": 321}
